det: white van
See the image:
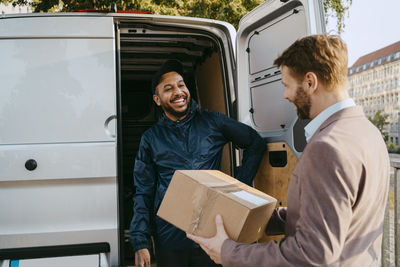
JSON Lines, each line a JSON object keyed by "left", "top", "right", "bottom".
{"left": 0, "top": 0, "right": 325, "bottom": 266}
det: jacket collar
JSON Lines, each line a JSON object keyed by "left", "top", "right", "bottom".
{"left": 308, "top": 106, "right": 364, "bottom": 143}
{"left": 304, "top": 99, "right": 355, "bottom": 143}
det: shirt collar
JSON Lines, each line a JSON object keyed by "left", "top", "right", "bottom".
{"left": 304, "top": 98, "right": 356, "bottom": 143}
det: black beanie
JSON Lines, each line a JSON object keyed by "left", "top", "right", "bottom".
{"left": 151, "top": 59, "right": 184, "bottom": 94}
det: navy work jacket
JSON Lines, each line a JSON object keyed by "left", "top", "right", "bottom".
{"left": 130, "top": 101, "right": 265, "bottom": 252}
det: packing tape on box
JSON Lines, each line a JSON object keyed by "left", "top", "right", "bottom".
{"left": 189, "top": 182, "right": 245, "bottom": 234}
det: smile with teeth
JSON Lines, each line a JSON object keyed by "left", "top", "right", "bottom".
{"left": 171, "top": 96, "right": 187, "bottom": 104}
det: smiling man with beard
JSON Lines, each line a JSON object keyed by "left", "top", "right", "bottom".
{"left": 129, "top": 59, "right": 266, "bottom": 267}
{"left": 187, "top": 35, "right": 390, "bottom": 267}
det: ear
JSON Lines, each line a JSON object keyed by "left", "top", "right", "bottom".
{"left": 304, "top": 72, "right": 318, "bottom": 94}
{"left": 153, "top": 94, "right": 161, "bottom": 106}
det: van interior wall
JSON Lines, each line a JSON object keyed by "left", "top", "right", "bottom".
{"left": 195, "top": 52, "right": 231, "bottom": 176}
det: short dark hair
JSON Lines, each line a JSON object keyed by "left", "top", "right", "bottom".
{"left": 151, "top": 59, "right": 184, "bottom": 94}
{"left": 274, "top": 34, "right": 348, "bottom": 90}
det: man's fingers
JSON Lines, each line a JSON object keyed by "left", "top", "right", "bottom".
{"left": 135, "top": 252, "right": 140, "bottom": 267}
{"left": 136, "top": 253, "right": 143, "bottom": 267}
{"left": 135, "top": 250, "right": 150, "bottom": 267}
{"left": 216, "top": 214, "right": 223, "bottom": 227}
{"left": 199, "top": 243, "right": 211, "bottom": 254}
{"left": 215, "top": 214, "right": 228, "bottom": 237}
{"left": 187, "top": 233, "right": 207, "bottom": 245}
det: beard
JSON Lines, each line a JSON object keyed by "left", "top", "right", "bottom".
{"left": 163, "top": 103, "right": 190, "bottom": 119}
{"left": 160, "top": 96, "right": 191, "bottom": 119}
{"left": 294, "top": 85, "right": 311, "bottom": 120}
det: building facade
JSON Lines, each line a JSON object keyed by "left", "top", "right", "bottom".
{"left": 348, "top": 41, "right": 400, "bottom": 144}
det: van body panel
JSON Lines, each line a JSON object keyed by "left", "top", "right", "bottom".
{"left": 0, "top": 178, "right": 117, "bottom": 234}
{"left": 0, "top": 178, "right": 118, "bottom": 264}
{"left": 236, "top": 0, "right": 324, "bottom": 152}
{"left": 0, "top": 38, "right": 116, "bottom": 144}
{"left": 0, "top": 17, "right": 114, "bottom": 37}
{"left": 237, "top": 0, "right": 308, "bottom": 133}
{"left": 0, "top": 229, "right": 118, "bottom": 260}
{"left": 248, "top": 7, "right": 307, "bottom": 131}
{"left": 0, "top": 16, "right": 119, "bottom": 266}
{"left": 0, "top": 143, "right": 116, "bottom": 182}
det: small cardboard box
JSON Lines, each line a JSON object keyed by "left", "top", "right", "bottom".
{"left": 157, "top": 170, "right": 277, "bottom": 244}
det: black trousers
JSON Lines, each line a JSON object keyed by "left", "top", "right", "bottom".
{"left": 156, "top": 248, "right": 221, "bottom": 267}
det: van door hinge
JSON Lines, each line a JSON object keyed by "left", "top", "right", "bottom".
{"left": 249, "top": 108, "right": 254, "bottom": 114}
{"left": 293, "top": 9, "right": 299, "bottom": 14}
{"left": 246, "top": 47, "right": 250, "bottom": 53}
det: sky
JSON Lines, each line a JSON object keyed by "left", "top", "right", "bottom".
{"left": 326, "top": 0, "right": 400, "bottom": 67}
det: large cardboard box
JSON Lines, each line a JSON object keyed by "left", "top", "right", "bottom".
{"left": 157, "top": 170, "right": 277, "bottom": 244}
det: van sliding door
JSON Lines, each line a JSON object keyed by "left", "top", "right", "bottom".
{"left": 235, "top": 0, "right": 325, "bottom": 242}
{"left": 0, "top": 16, "right": 118, "bottom": 266}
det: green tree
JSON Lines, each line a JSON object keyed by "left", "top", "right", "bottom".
{"left": 1, "top": 0, "right": 352, "bottom": 31}
{"left": 368, "top": 110, "right": 389, "bottom": 141}
{"left": 323, "top": 0, "right": 352, "bottom": 34}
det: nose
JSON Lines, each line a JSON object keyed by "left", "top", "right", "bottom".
{"left": 283, "top": 88, "right": 289, "bottom": 100}
{"left": 172, "top": 84, "right": 184, "bottom": 95}
{"left": 175, "top": 85, "right": 183, "bottom": 93}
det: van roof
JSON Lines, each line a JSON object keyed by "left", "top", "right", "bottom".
{"left": 0, "top": 11, "right": 233, "bottom": 29}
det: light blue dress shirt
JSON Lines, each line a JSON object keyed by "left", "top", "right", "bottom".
{"left": 304, "top": 98, "right": 356, "bottom": 143}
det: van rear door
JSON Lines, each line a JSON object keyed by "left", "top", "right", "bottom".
{"left": 0, "top": 15, "right": 118, "bottom": 266}
{"left": 235, "top": 0, "right": 325, "bottom": 241}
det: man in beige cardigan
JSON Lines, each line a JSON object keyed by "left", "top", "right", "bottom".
{"left": 187, "top": 34, "right": 390, "bottom": 266}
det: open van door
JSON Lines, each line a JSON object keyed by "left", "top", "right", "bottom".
{"left": 235, "top": 0, "right": 325, "bottom": 241}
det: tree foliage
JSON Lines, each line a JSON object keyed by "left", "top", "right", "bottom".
{"left": 368, "top": 110, "right": 389, "bottom": 141}
{"left": 1, "top": 0, "right": 351, "bottom": 31}
{"left": 323, "top": 0, "right": 352, "bottom": 34}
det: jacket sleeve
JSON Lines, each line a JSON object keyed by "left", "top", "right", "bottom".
{"left": 129, "top": 134, "right": 156, "bottom": 252}
{"left": 221, "top": 141, "right": 356, "bottom": 267}
{"left": 215, "top": 113, "right": 266, "bottom": 185}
